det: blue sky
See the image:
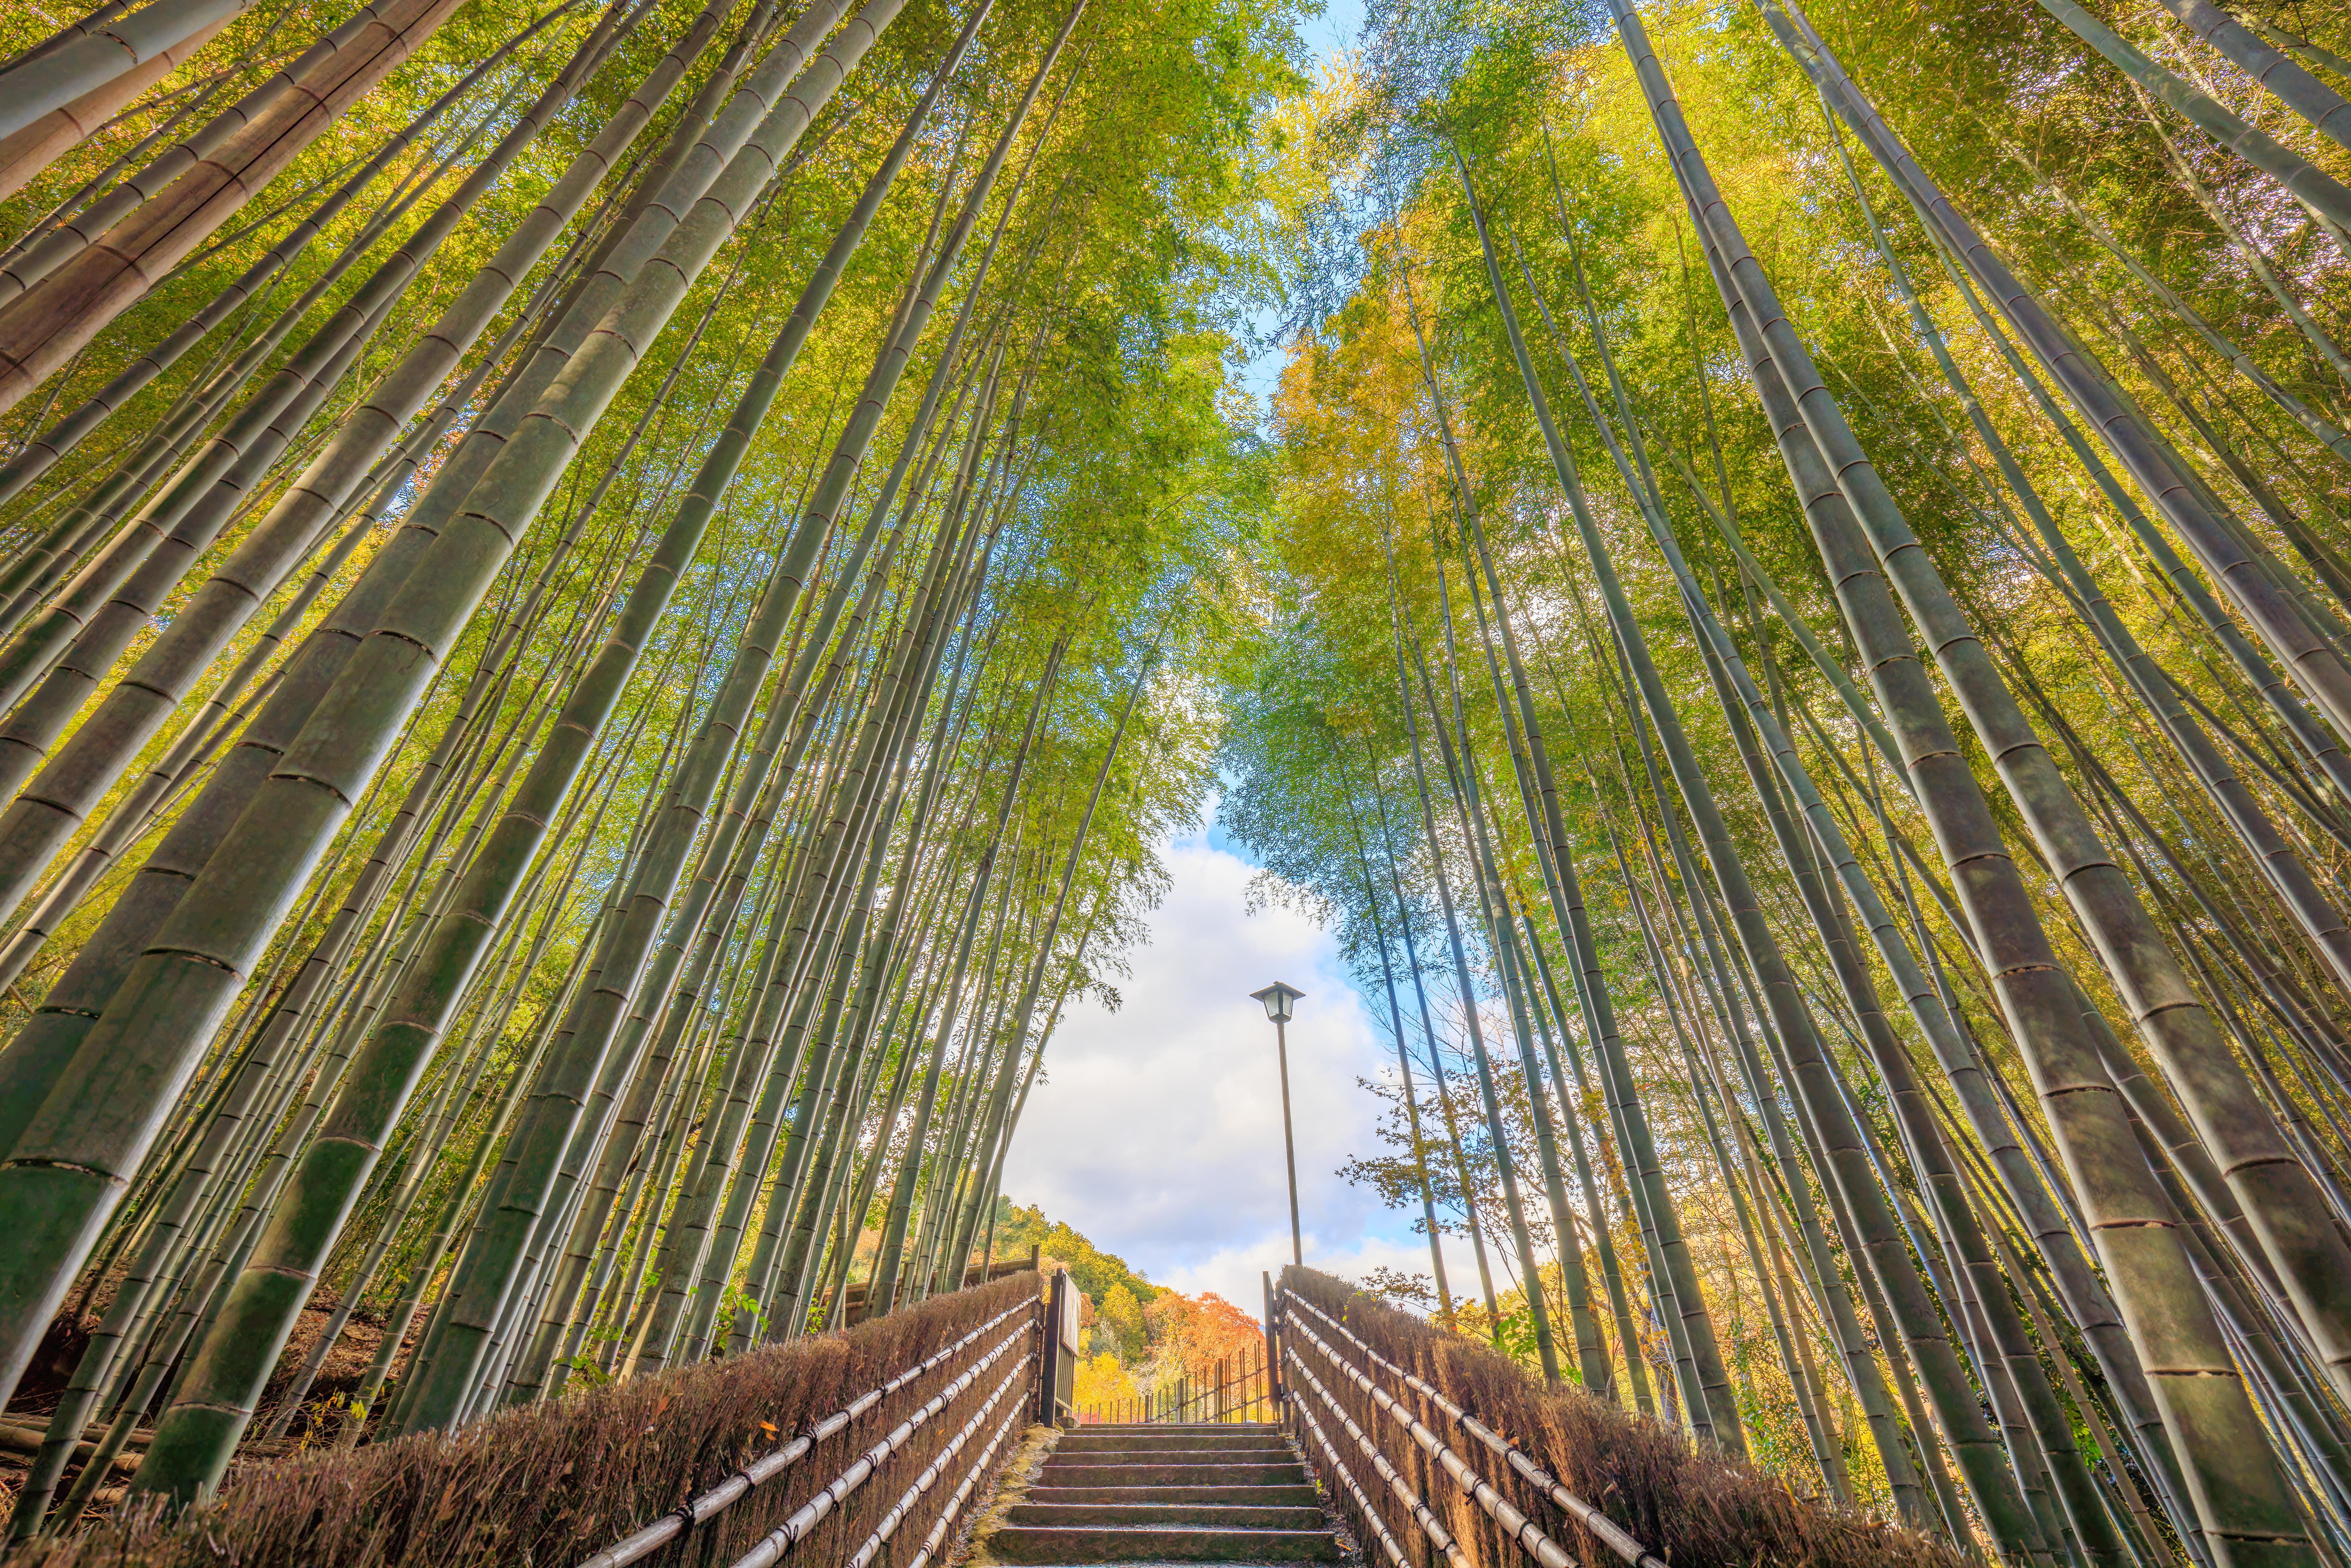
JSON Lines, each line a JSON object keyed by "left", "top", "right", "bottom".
{"left": 998, "top": 814, "right": 1488, "bottom": 1317}
{"left": 995, "top": 0, "right": 1501, "bottom": 1322}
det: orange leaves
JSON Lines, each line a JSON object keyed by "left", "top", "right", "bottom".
{"left": 1143, "top": 1289, "right": 1265, "bottom": 1383}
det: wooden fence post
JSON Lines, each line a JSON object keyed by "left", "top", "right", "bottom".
{"left": 1261, "top": 1269, "right": 1284, "bottom": 1415}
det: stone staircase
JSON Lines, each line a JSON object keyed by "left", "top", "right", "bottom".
{"left": 982, "top": 1422, "right": 1342, "bottom": 1564}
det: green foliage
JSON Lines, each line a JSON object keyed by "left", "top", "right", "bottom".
{"left": 990, "top": 1196, "right": 1161, "bottom": 1310}
{"left": 1214, "top": 0, "right": 2351, "bottom": 1529}
{"left": 8, "top": 0, "right": 2351, "bottom": 1535}
{"left": 1096, "top": 1283, "right": 1148, "bottom": 1360}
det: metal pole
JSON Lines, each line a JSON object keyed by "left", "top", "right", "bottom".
{"left": 1274, "top": 1015, "right": 1302, "bottom": 1266}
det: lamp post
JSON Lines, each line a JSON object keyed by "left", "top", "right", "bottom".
{"left": 1251, "top": 982, "right": 1306, "bottom": 1267}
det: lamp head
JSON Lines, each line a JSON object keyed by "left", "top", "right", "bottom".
{"left": 1250, "top": 981, "right": 1304, "bottom": 1024}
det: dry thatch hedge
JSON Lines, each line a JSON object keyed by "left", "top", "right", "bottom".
{"left": 12, "top": 1270, "right": 1041, "bottom": 1568}
{"left": 1279, "top": 1267, "right": 1967, "bottom": 1568}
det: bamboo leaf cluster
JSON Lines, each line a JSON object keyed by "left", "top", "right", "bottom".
{"left": 0, "top": 0, "right": 1295, "bottom": 1531}
{"left": 1224, "top": 0, "right": 2351, "bottom": 1561}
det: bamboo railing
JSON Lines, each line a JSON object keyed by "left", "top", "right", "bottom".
{"left": 1275, "top": 1287, "right": 1666, "bottom": 1568}
{"left": 577, "top": 1267, "right": 1073, "bottom": 1568}
{"left": 1263, "top": 1269, "right": 1957, "bottom": 1568}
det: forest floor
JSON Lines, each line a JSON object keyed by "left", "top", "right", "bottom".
{"left": 0, "top": 1274, "right": 425, "bottom": 1522}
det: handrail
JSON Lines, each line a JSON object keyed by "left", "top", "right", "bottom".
{"left": 904, "top": 1394, "right": 1027, "bottom": 1568}
{"left": 725, "top": 1334, "right": 1033, "bottom": 1568}
{"left": 576, "top": 1298, "right": 1038, "bottom": 1568}
{"left": 1289, "top": 1379, "right": 1421, "bottom": 1568}
{"left": 848, "top": 1364, "right": 1030, "bottom": 1568}
{"left": 1282, "top": 1296, "right": 1666, "bottom": 1568}
{"left": 1284, "top": 1344, "right": 1469, "bottom": 1568}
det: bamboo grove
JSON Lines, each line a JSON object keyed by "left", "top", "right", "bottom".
{"left": 22, "top": 0, "right": 2351, "bottom": 1557}
{"left": 0, "top": 0, "right": 1295, "bottom": 1535}
{"left": 1217, "top": 0, "right": 2351, "bottom": 1564}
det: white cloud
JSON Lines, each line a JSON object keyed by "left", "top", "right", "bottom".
{"left": 1002, "top": 824, "right": 1487, "bottom": 1320}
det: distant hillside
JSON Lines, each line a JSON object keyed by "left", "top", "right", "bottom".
{"left": 991, "top": 1198, "right": 1160, "bottom": 1307}
{"left": 993, "top": 1198, "right": 1263, "bottom": 1405}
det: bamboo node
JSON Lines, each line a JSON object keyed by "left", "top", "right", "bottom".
{"left": 2218, "top": 1154, "right": 2306, "bottom": 1176}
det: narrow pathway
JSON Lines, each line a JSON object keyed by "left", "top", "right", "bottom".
{"left": 979, "top": 1422, "right": 1342, "bottom": 1564}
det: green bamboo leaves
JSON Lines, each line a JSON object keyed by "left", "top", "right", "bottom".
{"left": 0, "top": 0, "right": 888, "bottom": 1415}
{"left": 0, "top": 0, "right": 1281, "bottom": 1525}
{"left": 19, "top": 0, "right": 2351, "bottom": 1551}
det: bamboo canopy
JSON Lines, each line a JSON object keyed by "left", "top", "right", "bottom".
{"left": 6, "top": 0, "right": 2351, "bottom": 1561}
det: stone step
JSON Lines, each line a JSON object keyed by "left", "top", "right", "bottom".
{"left": 1038, "top": 1461, "right": 1306, "bottom": 1487}
{"left": 1067, "top": 1426, "right": 1278, "bottom": 1441}
{"left": 1060, "top": 1431, "right": 1287, "bottom": 1453}
{"left": 1050, "top": 1447, "right": 1294, "bottom": 1464}
{"left": 1006, "top": 1502, "right": 1327, "bottom": 1530}
{"left": 1058, "top": 1437, "right": 1290, "bottom": 1449}
{"left": 985, "top": 1525, "right": 1342, "bottom": 1564}
{"left": 1026, "top": 1484, "right": 1320, "bottom": 1508}
{"left": 1075, "top": 1423, "right": 1278, "bottom": 1432}
{"left": 979, "top": 1420, "right": 1337, "bottom": 1567}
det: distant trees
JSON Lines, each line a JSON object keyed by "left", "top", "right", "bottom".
{"left": 991, "top": 1198, "right": 1162, "bottom": 1311}
{"left": 990, "top": 1198, "right": 1265, "bottom": 1380}
{"left": 1098, "top": 1284, "right": 1148, "bottom": 1360}
{"left": 1072, "top": 1350, "right": 1138, "bottom": 1407}
{"left": 1146, "top": 1290, "right": 1264, "bottom": 1385}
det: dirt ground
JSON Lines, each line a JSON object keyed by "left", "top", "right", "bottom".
{"left": 1, "top": 1277, "right": 427, "bottom": 1525}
